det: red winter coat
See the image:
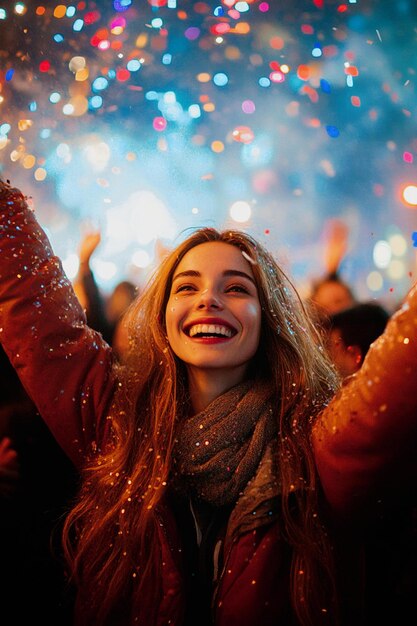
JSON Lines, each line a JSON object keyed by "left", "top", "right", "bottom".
{"left": 1, "top": 185, "right": 417, "bottom": 625}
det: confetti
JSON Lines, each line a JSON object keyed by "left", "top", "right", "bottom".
{"left": 325, "top": 125, "right": 340, "bottom": 138}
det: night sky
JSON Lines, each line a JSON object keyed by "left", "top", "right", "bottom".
{"left": 1, "top": 0, "right": 417, "bottom": 309}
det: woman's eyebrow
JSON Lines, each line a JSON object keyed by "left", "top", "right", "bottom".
{"left": 172, "top": 269, "right": 255, "bottom": 284}
{"left": 223, "top": 269, "right": 255, "bottom": 284}
{"left": 172, "top": 270, "right": 200, "bottom": 282}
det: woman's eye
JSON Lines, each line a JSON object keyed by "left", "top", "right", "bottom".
{"left": 226, "top": 284, "right": 249, "bottom": 294}
{"left": 175, "top": 284, "right": 195, "bottom": 293}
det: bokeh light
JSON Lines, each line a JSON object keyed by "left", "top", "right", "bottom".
{"left": 403, "top": 185, "right": 417, "bottom": 207}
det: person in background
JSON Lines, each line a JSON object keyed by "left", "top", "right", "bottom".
{"left": 0, "top": 434, "right": 18, "bottom": 497}
{"left": 73, "top": 229, "right": 112, "bottom": 344}
{"left": 308, "top": 219, "right": 356, "bottom": 320}
{"left": 1, "top": 179, "right": 417, "bottom": 626}
{"left": 324, "top": 302, "right": 390, "bottom": 379}
{"left": 73, "top": 228, "right": 138, "bottom": 359}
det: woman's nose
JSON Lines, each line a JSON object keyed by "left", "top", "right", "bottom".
{"left": 197, "top": 288, "right": 223, "bottom": 309}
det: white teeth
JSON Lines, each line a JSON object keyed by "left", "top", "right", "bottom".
{"left": 188, "top": 324, "right": 233, "bottom": 338}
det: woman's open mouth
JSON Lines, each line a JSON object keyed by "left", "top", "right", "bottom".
{"left": 184, "top": 322, "right": 237, "bottom": 339}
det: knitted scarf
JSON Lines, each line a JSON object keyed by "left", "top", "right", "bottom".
{"left": 172, "top": 379, "right": 279, "bottom": 508}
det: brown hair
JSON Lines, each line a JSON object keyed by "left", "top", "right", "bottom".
{"left": 62, "top": 228, "right": 340, "bottom": 625}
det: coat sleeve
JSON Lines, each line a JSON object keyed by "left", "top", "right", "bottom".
{"left": 0, "top": 181, "right": 116, "bottom": 469}
{"left": 312, "top": 281, "right": 417, "bottom": 518}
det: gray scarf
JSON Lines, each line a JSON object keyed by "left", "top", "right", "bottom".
{"left": 172, "top": 379, "right": 278, "bottom": 507}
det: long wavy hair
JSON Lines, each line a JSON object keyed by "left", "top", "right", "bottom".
{"left": 62, "top": 228, "right": 340, "bottom": 625}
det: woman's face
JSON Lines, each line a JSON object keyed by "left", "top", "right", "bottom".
{"left": 166, "top": 241, "right": 262, "bottom": 380}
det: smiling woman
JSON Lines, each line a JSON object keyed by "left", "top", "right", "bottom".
{"left": 1, "top": 179, "right": 417, "bottom": 626}
{"left": 166, "top": 241, "right": 262, "bottom": 411}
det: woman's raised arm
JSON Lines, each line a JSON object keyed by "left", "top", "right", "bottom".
{"left": 0, "top": 180, "right": 116, "bottom": 468}
{"left": 313, "top": 281, "right": 417, "bottom": 518}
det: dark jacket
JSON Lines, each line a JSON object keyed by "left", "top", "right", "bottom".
{"left": 1, "top": 184, "right": 416, "bottom": 625}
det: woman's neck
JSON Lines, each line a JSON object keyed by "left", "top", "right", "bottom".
{"left": 187, "top": 366, "right": 249, "bottom": 414}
